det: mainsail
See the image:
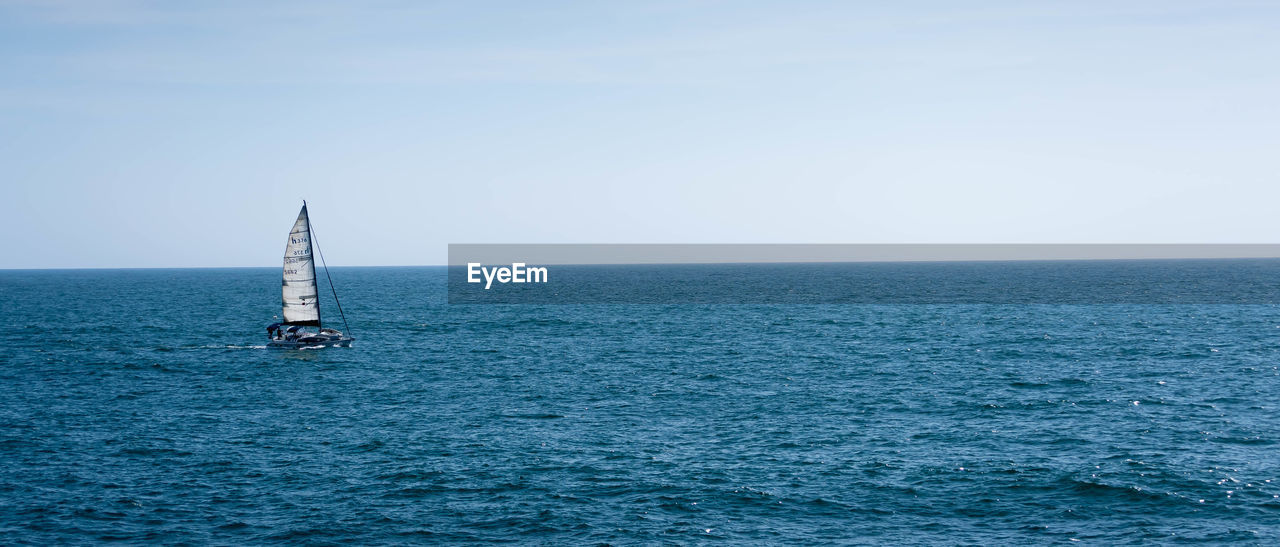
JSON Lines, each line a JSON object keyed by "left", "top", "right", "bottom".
{"left": 281, "top": 204, "right": 321, "bottom": 326}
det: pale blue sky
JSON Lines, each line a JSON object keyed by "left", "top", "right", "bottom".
{"left": 2, "top": 1, "right": 1278, "bottom": 267}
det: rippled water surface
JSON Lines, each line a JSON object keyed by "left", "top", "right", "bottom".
{"left": 3, "top": 267, "right": 1280, "bottom": 543}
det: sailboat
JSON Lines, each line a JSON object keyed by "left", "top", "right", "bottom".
{"left": 266, "top": 201, "right": 354, "bottom": 348}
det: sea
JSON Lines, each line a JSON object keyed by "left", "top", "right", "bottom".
{"left": 3, "top": 263, "right": 1280, "bottom": 544}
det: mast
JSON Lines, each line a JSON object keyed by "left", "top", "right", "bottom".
{"left": 303, "top": 200, "right": 322, "bottom": 329}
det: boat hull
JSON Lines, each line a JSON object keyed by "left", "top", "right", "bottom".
{"left": 267, "top": 335, "right": 354, "bottom": 349}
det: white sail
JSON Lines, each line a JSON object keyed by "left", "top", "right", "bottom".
{"left": 281, "top": 205, "right": 321, "bottom": 326}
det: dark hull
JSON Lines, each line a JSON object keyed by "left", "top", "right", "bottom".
{"left": 267, "top": 335, "right": 354, "bottom": 349}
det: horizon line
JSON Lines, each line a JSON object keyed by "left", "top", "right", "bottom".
{"left": 12, "top": 256, "right": 1280, "bottom": 271}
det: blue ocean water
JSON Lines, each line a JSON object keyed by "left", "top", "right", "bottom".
{"left": 3, "top": 265, "right": 1280, "bottom": 543}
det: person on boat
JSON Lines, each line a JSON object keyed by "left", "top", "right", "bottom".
{"left": 266, "top": 323, "right": 280, "bottom": 339}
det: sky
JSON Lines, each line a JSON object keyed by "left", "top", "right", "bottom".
{"left": 2, "top": 1, "right": 1278, "bottom": 268}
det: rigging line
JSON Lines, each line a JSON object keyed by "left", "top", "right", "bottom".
{"left": 307, "top": 206, "right": 352, "bottom": 336}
